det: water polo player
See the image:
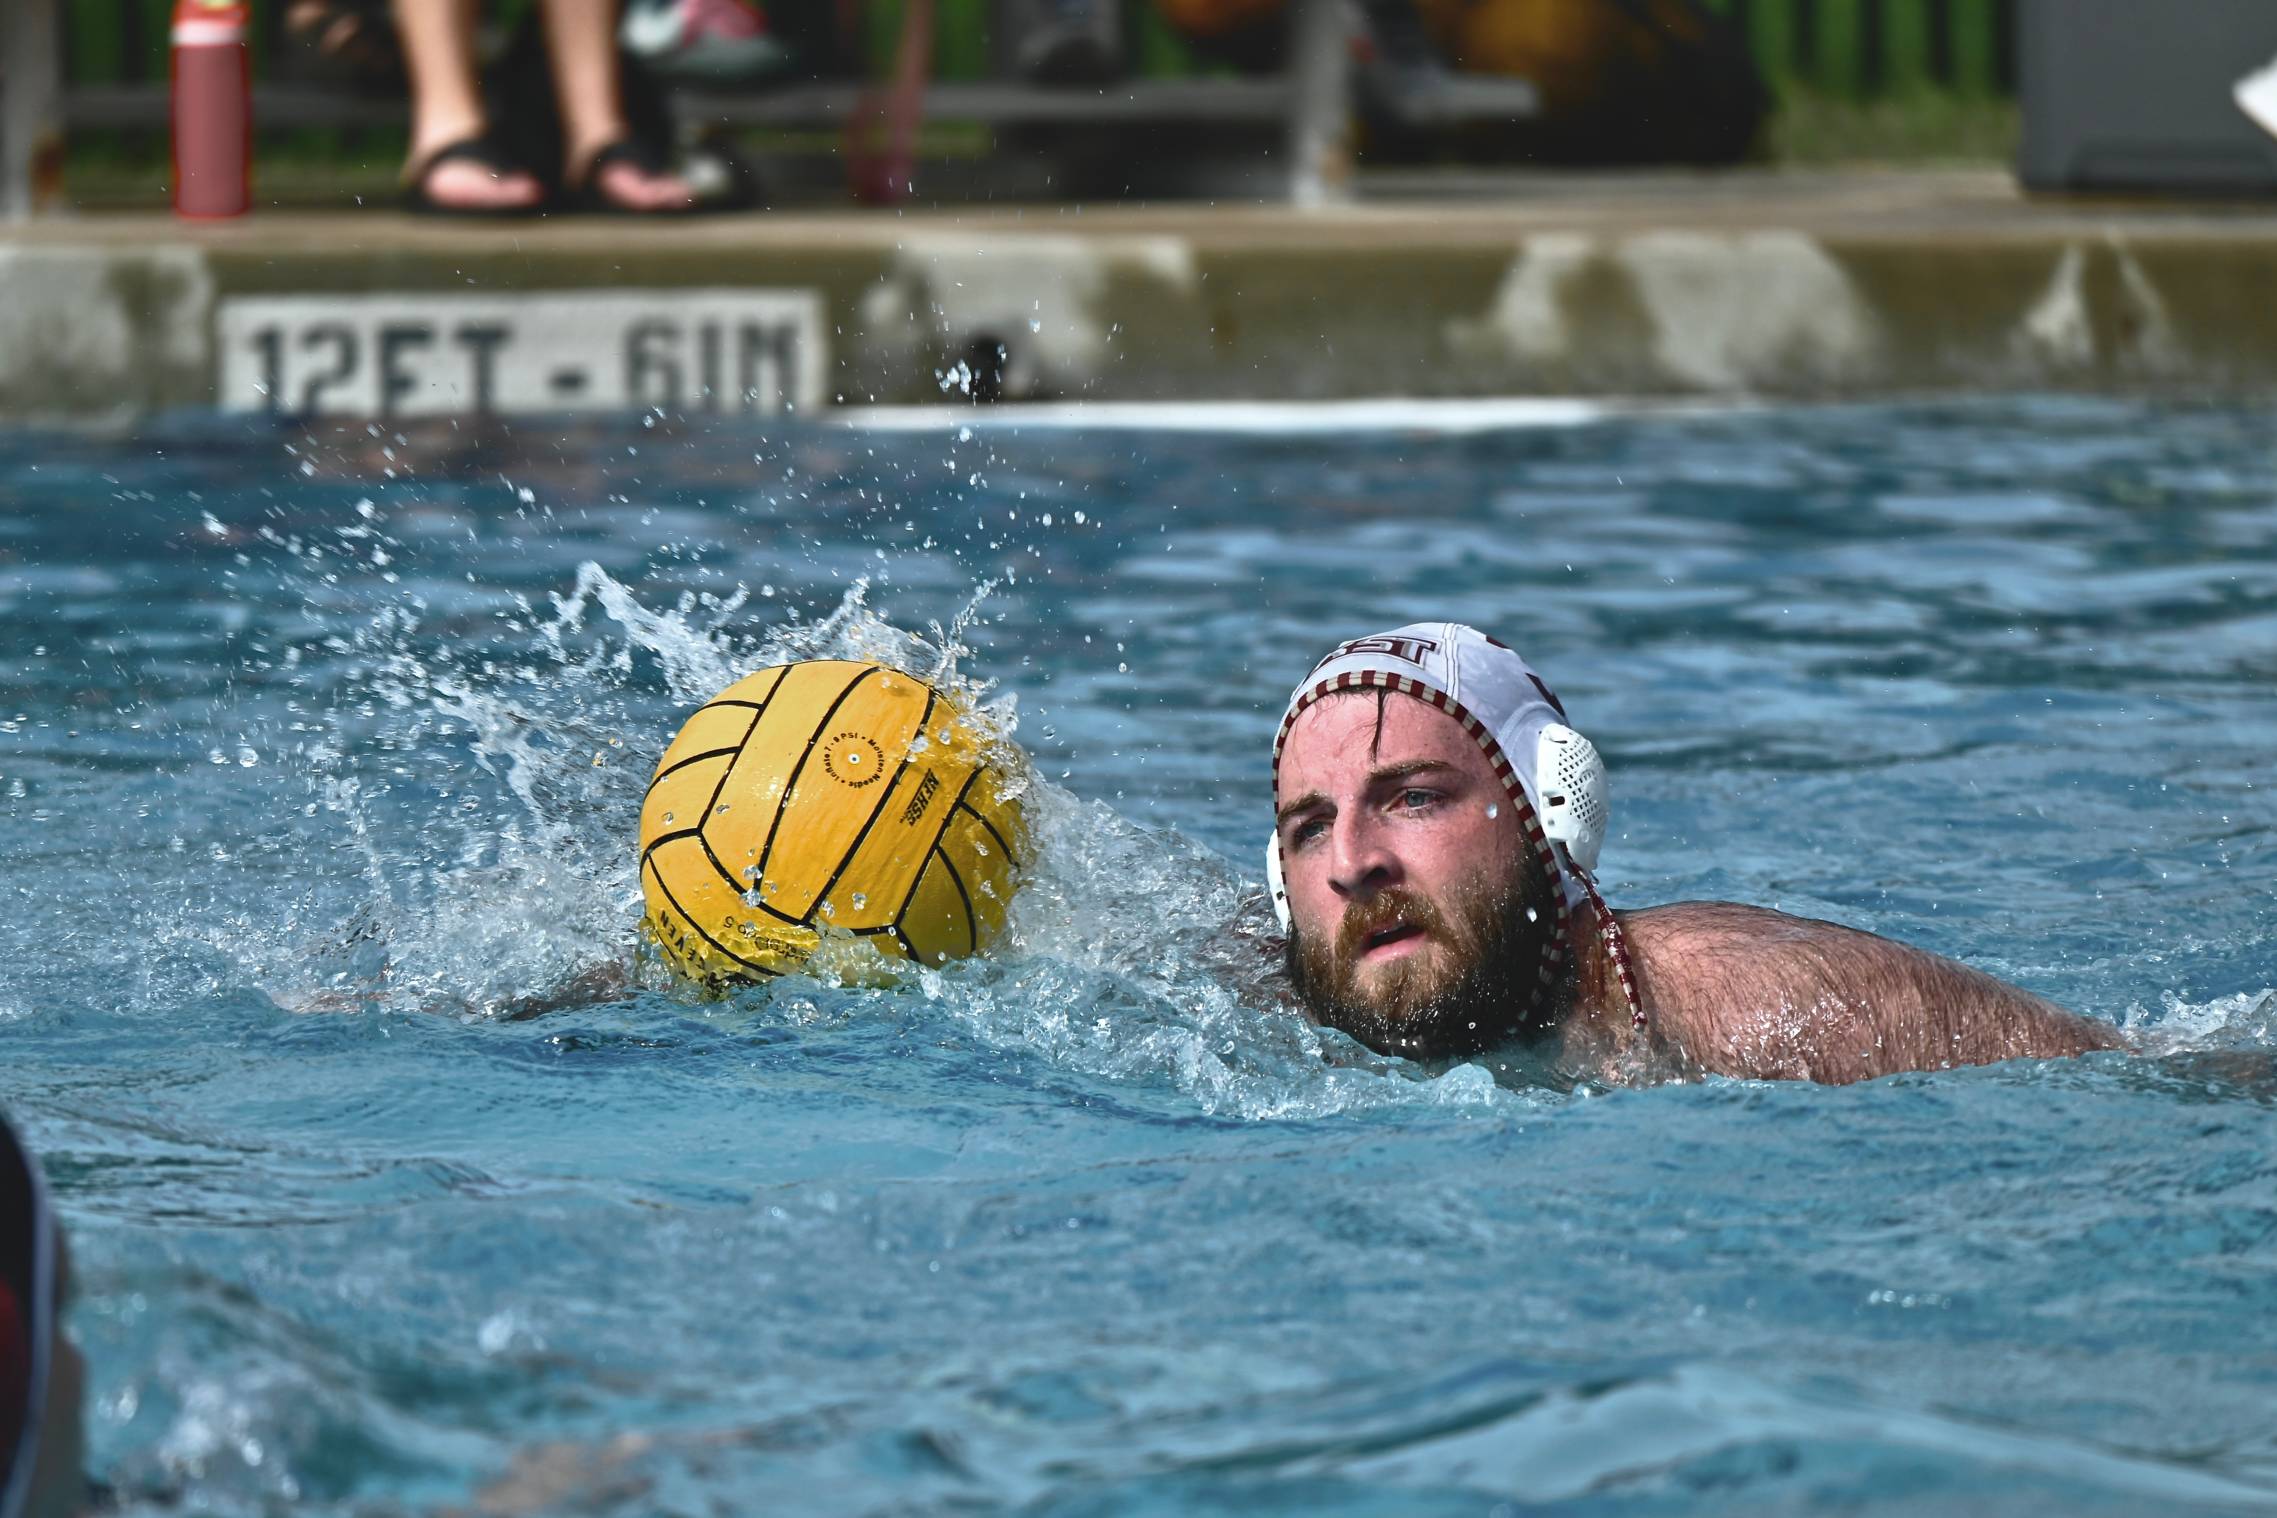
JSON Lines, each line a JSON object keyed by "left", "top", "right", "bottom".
{"left": 1, "top": 1115, "right": 86, "bottom": 1518}
{"left": 1268, "top": 624, "right": 2122, "bottom": 1083}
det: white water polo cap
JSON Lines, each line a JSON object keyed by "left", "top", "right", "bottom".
{"left": 1269, "top": 623, "right": 1607, "bottom": 917}
{"left": 1267, "top": 623, "right": 1644, "bottom": 1031}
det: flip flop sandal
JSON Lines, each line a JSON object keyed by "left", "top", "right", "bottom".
{"left": 401, "top": 137, "right": 547, "bottom": 218}
{"left": 567, "top": 138, "right": 704, "bottom": 216}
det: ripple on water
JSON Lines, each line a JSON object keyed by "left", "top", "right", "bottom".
{"left": 1, "top": 400, "right": 2274, "bottom": 1515}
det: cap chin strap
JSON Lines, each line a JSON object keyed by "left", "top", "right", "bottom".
{"left": 1554, "top": 844, "right": 1646, "bottom": 1033}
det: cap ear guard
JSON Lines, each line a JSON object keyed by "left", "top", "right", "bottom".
{"left": 1536, "top": 723, "right": 1609, "bottom": 875}
{"left": 1265, "top": 834, "right": 1292, "bottom": 932}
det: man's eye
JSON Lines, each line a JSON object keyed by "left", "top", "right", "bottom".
{"left": 1289, "top": 818, "right": 1327, "bottom": 848}
{"left": 1396, "top": 789, "right": 1440, "bottom": 812}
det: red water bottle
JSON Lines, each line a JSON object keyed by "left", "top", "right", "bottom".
{"left": 171, "top": 0, "right": 252, "bottom": 217}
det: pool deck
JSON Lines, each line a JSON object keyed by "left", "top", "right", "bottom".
{"left": 6, "top": 168, "right": 2277, "bottom": 425}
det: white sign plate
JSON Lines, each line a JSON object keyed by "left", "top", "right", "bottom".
{"left": 216, "top": 290, "right": 826, "bottom": 418}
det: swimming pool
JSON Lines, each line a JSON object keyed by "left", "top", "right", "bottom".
{"left": 2, "top": 397, "right": 2274, "bottom": 1514}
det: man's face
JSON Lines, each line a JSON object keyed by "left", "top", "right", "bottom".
{"left": 1274, "top": 692, "right": 1551, "bottom": 1055}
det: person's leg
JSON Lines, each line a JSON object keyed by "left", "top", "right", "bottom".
{"left": 537, "top": 0, "right": 694, "bottom": 207}
{"left": 394, "top": 0, "right": 544, "bottom": 207}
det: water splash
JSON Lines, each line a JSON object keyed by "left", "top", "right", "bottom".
{"left": 177, "top": 536, "right": 1521, "bottom": 1118}
{"left": 2119, "top": 988, "right": 2277, "bottom": 1053}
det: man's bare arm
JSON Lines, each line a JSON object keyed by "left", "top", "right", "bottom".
{"left": 1620, "top": 902, "right": 2122, "bottom": 1084}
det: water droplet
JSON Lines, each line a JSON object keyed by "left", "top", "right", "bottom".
{"left": 820, "top": 899, "right": 836, "bottom": 918}
{"left": 662, "top": 812, "right": 674, "bottom": 824}
{"left": 1486, "top": 803, "right": 1499, "bottom": 819}
{"left": 1525, "top": 906, "right": 1540, "bottom": 924}
{"left": 851, "top": 892, "right": 868, "bottom": 910}
{"left": 715, "top": 803, "right": 730, "bottom": 815}
{"left": 973, "top": 843, "right": 988, "bottom": 857}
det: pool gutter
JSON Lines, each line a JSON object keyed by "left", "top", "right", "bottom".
{"left": 5, "top": 170, "right": 2277, "bottom": 426}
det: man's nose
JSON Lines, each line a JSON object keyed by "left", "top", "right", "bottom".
{"left": 1327, "top": 812, "right": 1399, "bottom": 900}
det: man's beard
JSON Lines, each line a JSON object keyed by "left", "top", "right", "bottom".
{"left": 1286, "top": 875, "right": 1559, "bottom": 1058}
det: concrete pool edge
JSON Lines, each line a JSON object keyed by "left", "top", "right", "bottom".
{"left": 7, "top": 171, "right": 2277, "bottom": 425}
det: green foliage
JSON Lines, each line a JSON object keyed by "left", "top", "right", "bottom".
{"left": 1764, "top": 84, "right": 2018, "bottom": 163}
{"left": 1697, "top": 0, "right": 2013, "bottom": 101}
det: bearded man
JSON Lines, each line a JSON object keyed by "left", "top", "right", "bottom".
{"left": 1267, "top": 624, "right": 2121, "bottom": 1084}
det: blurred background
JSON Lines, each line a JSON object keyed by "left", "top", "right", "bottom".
{"left": 25, "top": 0, "right": 2023, "bottom": 210}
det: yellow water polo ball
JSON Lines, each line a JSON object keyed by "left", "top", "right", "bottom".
{"left": 638, "top": 659, "right": 1028, "bottom": 986}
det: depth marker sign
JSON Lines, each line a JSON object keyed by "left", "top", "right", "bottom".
{"left": 217, "top": 290, "right": 826, "bottom": 418}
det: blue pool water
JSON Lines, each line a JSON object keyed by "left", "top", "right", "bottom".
{"left": 2, "top": 397, "right": 2275, "bottom": 1515}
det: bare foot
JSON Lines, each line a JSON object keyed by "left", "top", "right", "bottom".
{"left": 569, "top": 142, "right": 698, "bottom": 212}
{"left": 595, "top": 158, "right": 697, "bottom": 211}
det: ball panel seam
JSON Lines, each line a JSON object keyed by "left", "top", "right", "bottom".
{"left": 642, "top": 853, "right": 778, "bottom": 978}
{"left": 954, "top": 799, "right": 1024, "bottom": 872}
{"left": 748, "top": 664, "right": 884, "bottom": 896}
{"left": 931, "top": 844, "right": 979, "bottom": 958}
{"left": 643, "top": 743, "right": 745, "bottom": 799}
{"left": 807, "top": 686, "right": 942, "bottom": 930}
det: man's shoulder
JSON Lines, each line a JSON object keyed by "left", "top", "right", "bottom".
{"left": 1608, "top": 900, "right": 2113, "bottom": 1082}
{"left": 1614, "top": 901, "right": 1947, "bottom": 1079}
{"left": 1619, "top": 900, "right": 1868, "bottom": 973}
